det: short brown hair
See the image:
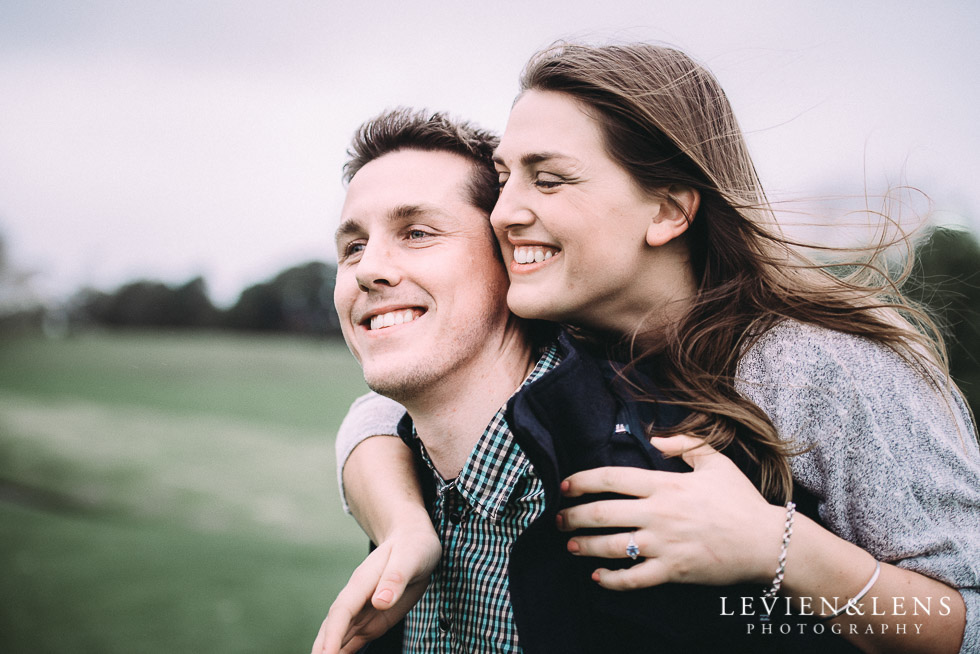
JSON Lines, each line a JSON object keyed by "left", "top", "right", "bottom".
{"left": 344, "top": 108, "right": 500, "bottom": 215}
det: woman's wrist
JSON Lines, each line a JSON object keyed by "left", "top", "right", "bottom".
{"left": 761, "top": 501, "right": 796, "bottom": 598}
{"left": 817, "top": 559, "right": 882, "bottom": 621}
{"left": 375, "top": 502, "right": 436, "bottom": 545}
{"left": 776, "top": 512, "right": 876, "bottom": 601}
{"left": 747, "top": 502, "right": 797, "bottom": 585}
{"left": 343, "top": 435, "right": 429, "bottom": 545}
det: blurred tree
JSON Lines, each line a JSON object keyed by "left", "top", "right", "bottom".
{"left": 0, "top": 229, "right": 46, "bottom": 332}
{"left": 907, "top": 227, "right": 980, "bottom": 413}
{"left": 222, "top": 261, "right": 340, "bottom": 336}
{"left": 75, "top": 277, "right": 218, "bottom": 329}
{"left": 71, "top": 263, "right": 340, "bottom": 336}
{"left": 170, "top": 277, "right": 220, "bottom": 327}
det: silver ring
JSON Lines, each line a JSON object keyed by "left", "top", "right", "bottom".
{"left": 626, "top": 531, "right": 640, "bottom": 560}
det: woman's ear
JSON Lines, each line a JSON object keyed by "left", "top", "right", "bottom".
{"left": 646, "top": 186, "right": 700, "bottom": 247}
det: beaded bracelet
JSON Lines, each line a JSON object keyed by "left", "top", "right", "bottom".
{"left": 763, "top": 501, "right": 796, "bottom": 599}
{"left": 818, "top": 560, "right": 882, "bottom": 622}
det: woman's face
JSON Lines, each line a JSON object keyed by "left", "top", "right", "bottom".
{"left": 490, "top": 89, "right": 667, "bottom": 333}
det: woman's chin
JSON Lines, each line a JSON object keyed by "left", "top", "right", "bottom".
{"left": 506, "top": 288, "right": 563, "bottom": 323}
{"left": 507, "top": 290, "right": 629, "bottom": 337}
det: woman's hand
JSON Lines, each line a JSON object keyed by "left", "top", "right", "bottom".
{"left": 557, "top": 434, "right": 786, "bottom": 589}
{"left": 311, "top": 528, "right": 441, "bottom": 654}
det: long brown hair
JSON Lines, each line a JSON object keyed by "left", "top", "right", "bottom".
{"left": 521, "top": 42, "right": 951, "bottom": 502}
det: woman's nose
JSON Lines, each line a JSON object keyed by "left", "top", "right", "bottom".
{"left": 490, "top": 183, "right": 535, "bottom": 232}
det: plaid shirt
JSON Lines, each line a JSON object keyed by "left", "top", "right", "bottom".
{"left": 401, "top": 345, "right": 560, "bottom": 653}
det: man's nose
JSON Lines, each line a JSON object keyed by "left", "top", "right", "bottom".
{"left": 354, "top": 240, "right": 401, "bottom": 292}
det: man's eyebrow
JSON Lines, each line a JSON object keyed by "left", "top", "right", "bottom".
{"left": 389, "top": 204, "right": 427, "bottom": 221}
{"left": 334, "top": 218, "right": 362, "bottom": 244}
{"left": 335, "top": 204, "right": 442, "bottom": 243}
{"left": 492, "top": 151, "right": 575, "bottom": 167}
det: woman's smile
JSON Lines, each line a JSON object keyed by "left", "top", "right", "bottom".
{"left": 511, "top": 244, "right": 559, "bottom": 265}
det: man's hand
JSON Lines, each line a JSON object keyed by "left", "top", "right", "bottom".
{"left": 311, "top": 529, "right": 441, "bottom": 654}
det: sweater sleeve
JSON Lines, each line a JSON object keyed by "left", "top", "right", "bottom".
{"left": 335, "top": 391, "right": 407, "bottom": 512}
{"left": 736, "top": 321, "right": 980, "bottom": 653}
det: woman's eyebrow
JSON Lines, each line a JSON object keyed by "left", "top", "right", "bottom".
{"left": 492, "top": 151, "right": 575, "bottom": 167}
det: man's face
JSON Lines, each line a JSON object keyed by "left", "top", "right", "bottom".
{"left": 334, "top": 149, "right": 512, "bottom": 402}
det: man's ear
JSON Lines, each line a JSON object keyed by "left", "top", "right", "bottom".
{"left": 646, "top": 186, "right": 700, "bottom": 247}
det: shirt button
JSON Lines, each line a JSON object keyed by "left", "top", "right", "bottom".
{"left": 438, "top": 616, "right": 451, "bottom": 632}
{"left": 448, "top": 511, "right": 462, "bottom": 525}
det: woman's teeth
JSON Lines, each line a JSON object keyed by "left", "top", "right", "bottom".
{"left": 513, "top": 246, "right": 558, "bottom": 264}
{"left": 369, "top": 309, "right": 419, "bottom": 331}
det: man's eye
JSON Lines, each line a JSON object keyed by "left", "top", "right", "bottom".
{"left": 497, "top": 175, "right": 509, "bottom": 193}
{"left": 343, "top": 242, "right": 365, "bottom": 257}
{"left": 408, "top": 229, "right": 430, "bottom": 240}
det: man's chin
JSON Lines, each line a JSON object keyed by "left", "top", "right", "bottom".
{"left": 363, "top": 369, "right": 430, "bottom": 404}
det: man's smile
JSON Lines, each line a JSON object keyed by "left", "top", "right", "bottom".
{"left": 362, "top": 307, "right": 426, "bottom": 331}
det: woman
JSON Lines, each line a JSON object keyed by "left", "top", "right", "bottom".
{"left": 318, "top": 43, "right": 980, "bottom": 653}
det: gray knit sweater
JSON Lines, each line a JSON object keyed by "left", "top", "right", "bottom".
{"left": 335, "top": 321, "right": 980, "bottom": 652}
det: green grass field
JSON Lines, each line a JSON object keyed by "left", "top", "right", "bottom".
{"left": 0, "top": 331, "right": 371, "bottom": 654}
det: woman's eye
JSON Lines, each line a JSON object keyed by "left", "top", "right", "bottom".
{"left": 534, "top": 175, "right": 564, "bottom": 190}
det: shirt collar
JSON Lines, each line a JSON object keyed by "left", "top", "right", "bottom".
{"left": 412, "top": 343, "right": 561, "bottom": 522}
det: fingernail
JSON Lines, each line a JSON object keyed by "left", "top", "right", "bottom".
{"left": 567, "top": 540, "right": 580, "bottom": 553}
{"left": 555, "top": 513, "right": 564, "bottom": 529}
{"left": 591, "top": 571, "right": 601, "bottom": 583}
{"left": 375, "top": 588, "right": 394, "bottom": 604}
{"left": 560, "top": 480, "right": 570, "bottom": 494}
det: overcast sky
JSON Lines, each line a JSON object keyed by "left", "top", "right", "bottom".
{"left": 1, "top": 0, "right": 977, "bottom": 306}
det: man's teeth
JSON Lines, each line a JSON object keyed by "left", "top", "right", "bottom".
{"left": 513, "top": 246, "right": 557, "bottom": 264}
{"left": 369, "top": 309, "right": 419, "bottom": 331}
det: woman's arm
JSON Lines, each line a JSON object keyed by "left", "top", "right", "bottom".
{"left": 783, "top": 507, "right": 966, "bottom": 654}
{"left": 334, "top": 392, "right": 434, "bottom": 545}
{"left": 342, "top": 434, "right": 433, "bottom": 546}
{"left": 558, "top": 437, "right": 968, "bottom": 653}
{"left": 312, "top": 534, "right": 439, "bottom": 654}
{"left": 557, "top": 323, "right": 980, "bottom": 653}
{"left": 739, "top": 322, "right": 980, "bottom": 652}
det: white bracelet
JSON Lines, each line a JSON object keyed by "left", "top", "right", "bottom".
{"left": 762, "top": 501, "right": 796, "bottom": 599}
{"left": 819, "top": 560, "right": 882, "bottom": 622}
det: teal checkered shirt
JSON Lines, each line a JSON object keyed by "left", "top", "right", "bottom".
{"left": 401, "top": 344, "right": 560, "bottom": 653}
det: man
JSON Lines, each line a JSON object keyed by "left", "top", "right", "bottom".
{"left": 322, "top": 108, "right": 560, "bottom": 652}
{"left": 313, "top": 110, "right": 821, "bottom": 654}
